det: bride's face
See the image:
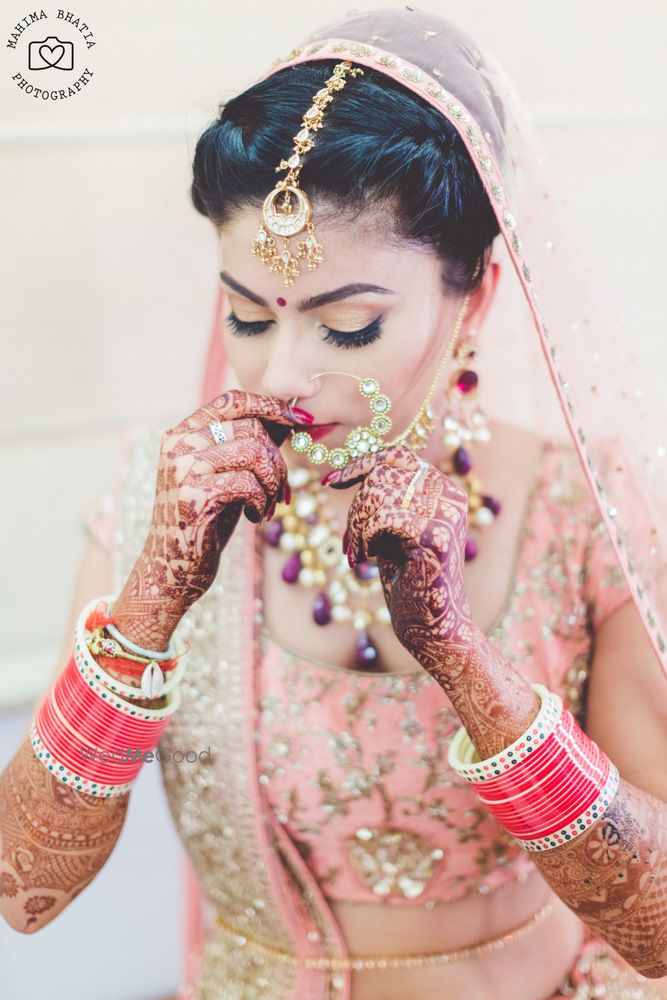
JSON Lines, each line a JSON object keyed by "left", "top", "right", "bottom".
{"left": 217, "top": 203, "right": 495, "bottom": 466}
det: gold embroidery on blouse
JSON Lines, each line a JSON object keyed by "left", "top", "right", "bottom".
{"left": 347, "top": 826, "right": 445, "bottom": 900}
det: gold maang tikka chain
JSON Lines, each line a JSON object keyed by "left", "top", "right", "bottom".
{"left": 251, "top": 61, "right": 364, "bottom": 287}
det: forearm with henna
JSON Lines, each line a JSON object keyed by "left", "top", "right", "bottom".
{"left": 535, "top": 778, "right": 667, "bottom": 977}
{"left": 112, "top": 483, "right": 243, "bottom": 650}
{"left": 0, "top": 736, "right": 129, "bottom": 932}
{"left": 0, "top": 637, "right": 169, "bottom": 931}
{"left": 437, "top": 634, "right": 667, "bottom": 977}
{"left": 333, "top": 444, "right": 667, "bottom": 976}
{"left": 111, "top": 511, "right": 240, "bottom": 652}
{"left": 377, "top": 520, "right": 541, "bottom": 755}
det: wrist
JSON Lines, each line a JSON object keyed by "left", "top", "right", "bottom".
{"left": 113, "top": 555, "right": 181, "bottom": 651}
{"left": 432, "top": 628, "right": 540, "bottom": 759}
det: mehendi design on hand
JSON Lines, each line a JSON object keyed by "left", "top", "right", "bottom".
{"left": 335, "top": 442, "right": 473, "bottom": 653}
{"left": 112, "top": 391, "right": 302, "bottom": 649}
{"left": 323, "top": 443, "right": 541, "bottom": 753}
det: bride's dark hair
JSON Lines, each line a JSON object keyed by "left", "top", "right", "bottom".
{"left": 190, "top": 61, "right": 499, "bottom": 296}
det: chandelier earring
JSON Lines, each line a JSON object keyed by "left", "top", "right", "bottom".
{"left": 438, "top": 287, "right": 502, "bottom": 561}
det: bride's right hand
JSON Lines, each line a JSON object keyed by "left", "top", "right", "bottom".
{"left": 113, "top": 391, "right": 313, "bottom": 648}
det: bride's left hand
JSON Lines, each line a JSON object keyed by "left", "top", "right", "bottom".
{"left": 321, "top": 442, "right": 479, "bottom": 680}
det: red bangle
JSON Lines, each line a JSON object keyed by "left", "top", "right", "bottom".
{"left": 34, "top": 653, "right": 174, "bottom": 786}
{"left": 448, "top": 684, "right": 619, "bottom": 851}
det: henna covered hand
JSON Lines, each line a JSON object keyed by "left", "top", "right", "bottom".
{"left": 323, "top": 443, "right": 477, "bottom": 678}
{"left": 113, "top": 390, "right": 308, "bottom": 649}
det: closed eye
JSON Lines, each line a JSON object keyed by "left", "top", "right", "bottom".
{"left": 224, "top": 311, "right": 384, "bottom": 350}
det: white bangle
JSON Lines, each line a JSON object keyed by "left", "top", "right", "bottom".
{"left": 74, "top": 597, "right": 182, "bottom": 719}
{"left": 105, "top": 611, "right": 176, "bottom": 661}
{"left": 29, "top": 721, "right": 135, "bottom": 798}
{"left": 517, "top": 764, "right": 620, "bottom": 852}
{"left": 77, "top": 595, "right": 186, "bottom": 700}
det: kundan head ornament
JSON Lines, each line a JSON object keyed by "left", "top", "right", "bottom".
{"left": 250, "top": 60, "right": 364, "bottom": 286}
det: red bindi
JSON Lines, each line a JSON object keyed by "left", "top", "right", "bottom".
{"left": 276, "top": 297, "right": 287, "bottom": 307}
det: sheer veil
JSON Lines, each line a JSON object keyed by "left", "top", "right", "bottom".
{"left": 201, "top": 6, "right": 667, "bottom": 683}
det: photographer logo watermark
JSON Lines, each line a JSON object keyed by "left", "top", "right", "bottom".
{"left": 79, "top": 746, "right": 213, "bottom": 765}
{"left": 6, "top": 8, "right": 95, "bottom": 101}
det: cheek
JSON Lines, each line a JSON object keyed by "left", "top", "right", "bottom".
{"left": 372, "top": 322, "right": 432, "bottom": 400}
{"left": 221, "top": 331, "right": 265, "bottom": 389}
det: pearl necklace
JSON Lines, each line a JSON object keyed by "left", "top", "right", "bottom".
{"left": 263, "top": 464, "right": 390, "bottom": 669}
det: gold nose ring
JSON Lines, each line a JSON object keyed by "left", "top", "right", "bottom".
{"left": 288, "top": 372, "right": 392, "bottom": 469}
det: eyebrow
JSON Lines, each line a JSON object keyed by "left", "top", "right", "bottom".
{"left": 219, "top": 271, "right": 395, "bottom": 311}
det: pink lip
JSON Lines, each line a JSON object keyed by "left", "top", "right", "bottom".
{"left": 297, "top": 422, "right": 338, "bottom": 441}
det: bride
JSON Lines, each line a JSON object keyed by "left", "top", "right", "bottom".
{"left": 2, "top": 7, "right": 667, "bottom": 999}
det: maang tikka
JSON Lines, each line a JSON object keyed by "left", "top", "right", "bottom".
{"left": 251, "top": 60, "right": 364, "bottom": 287}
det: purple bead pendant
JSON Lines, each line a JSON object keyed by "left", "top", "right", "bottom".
{"left": 355, "top": 628, "right": 379, "bottom": 669}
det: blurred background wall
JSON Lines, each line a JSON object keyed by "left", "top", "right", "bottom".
{"left": 0, "top": 1, "right": 665, "bottom": 997}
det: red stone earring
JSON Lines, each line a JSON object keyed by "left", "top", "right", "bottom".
{"left": 440, "top": 331, "right": 502, "bottom": 560}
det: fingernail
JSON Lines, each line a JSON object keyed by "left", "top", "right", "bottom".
{"left": 267, "top": 499, "right": 277, "bottom": 519}
{"left": 321, "top": 470, "right": 339, "bottom": 487}
{"left": 290, "top": 407, "right": 315, "bottom": 424}
{"left": 284, "top": 481, "right": 292, "bottom": 504}
{"left": 347, "top": 549, "right": 357, "bottom": 569}
{"left": 342, "top": 528, "right": 349, "bottom": 553}
{"left": 331, "top": 475, "right": 365, "bottom": 490}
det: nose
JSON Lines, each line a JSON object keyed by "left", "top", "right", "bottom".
{"left": 259, "top": 330, "right": 319, "bottom": 406}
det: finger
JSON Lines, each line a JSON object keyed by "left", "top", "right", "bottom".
{"left": 206, "top": 390, "right": 313, "bottom": 429}
{"left": 164, "top": 418, "right": 237, "bottom": 459}
{"left": 199, "top": 468, "right": 271, "bottom": 524}
{"left": 346, "top": 466, "right": 428, "bottom": 563}
{"left": 321, "top": 441, "right": 421, "bottom": 490}
{"left": 205, "top": 419, "right": 236, "bottom": 448}
{"left": 199, "top": 412, "right": 292, "bottom": 452}
{"left": 232, "top": 420, "right": 290, "bottom": 509}
{"left": 194, "top": 425, "right": 288, "bottom": 514}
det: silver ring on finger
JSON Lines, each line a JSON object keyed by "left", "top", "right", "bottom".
{"left": 209, "top": 421, "right": 228, "bottom": 445}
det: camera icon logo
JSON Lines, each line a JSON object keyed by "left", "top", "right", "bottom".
{"left": 28, "top": 35, "right": 74, "bottom": 71}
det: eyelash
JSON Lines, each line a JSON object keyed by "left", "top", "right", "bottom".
{"left": 224, "top": 311, "right": 384, "bottom": 350}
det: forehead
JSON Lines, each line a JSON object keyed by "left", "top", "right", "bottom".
{"left": 217, "top": 202, "right": 439, "bottom": 298}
